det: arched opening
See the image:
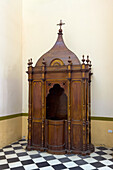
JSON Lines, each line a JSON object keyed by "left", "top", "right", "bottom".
{"left": 46, "top": 84, "right": 67, "bottom": 120}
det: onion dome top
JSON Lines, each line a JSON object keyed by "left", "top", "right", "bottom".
{"left": 35, "top": 20, "right": 80, "bottom": 67}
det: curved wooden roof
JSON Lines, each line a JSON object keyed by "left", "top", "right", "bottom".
{"left": 35, "top": 27, "right": 80, "bottom": 67}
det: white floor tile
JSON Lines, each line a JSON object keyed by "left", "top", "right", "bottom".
{"left": 3, "top": 148, "right": 14, "bottom": 152}
{"left": 33, "top": 157, "right": 46, "bottom": 163}
{"left": 90, "top": 152, "right": 100, "bottom": 157}
{"left": 102, "top": 154, "right": 112, "bottom": 159}
{"left": 9, "top": 162, "right": 22, "bottom": 168}
{"left": 40, "top": 166, "right": 55, "bottom": 170}
{"left": 103, "top": 150, "right": 113, "bottom": 154}
{"left": 48, "top": 159, "right": 61, "bottom": 165}
{"left": 80, "top": 164, "right": 95, "bottom": 170}
{"left": 84, "top": 157, "right": 97, "bottom": 163}
{"left": 63, "top": 161, "right": 78, "bottom": 168}
{"left": 40, "top": 152, "right": 52, "bottom": 157}
{"left": 27, "top": 150, "right": 38, "bottom": 155}
{"left": 24, "top": 164, "right": 38, "bottom": 170}
{"left": 69, "top": 155, "right": 81, "bottom": 161}
{"left": 53, "top": 154, "right": 66, "bottom": 159}
{"left": 98, "top": 167, "right": 113, "bottom": 170}
{"left": 0, "top": 159, "right": 8, "bottom": 165}
{"left": 11, "top": 144, "right": 21, "bottom": 147}
{"left": 100, "top": 160, "right": 113, "bottom": 166}
{"left": 0, "top": 152, "right": 4, "bottom": 156}
{"left": 5, "top": 153, "right": 17, "bottom": 159}
{"left": 19, "top": 155, "right": 31, "bottom": 161}
{"left": 15, "top": 149, "right": 26, "bottom": 153}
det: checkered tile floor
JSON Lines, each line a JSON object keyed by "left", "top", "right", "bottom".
{"left": 0, "top": 139, "right": 113, "bottom": 170}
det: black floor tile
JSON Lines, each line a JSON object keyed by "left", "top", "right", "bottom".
{"left": 52, "top": 164, "right": 67, "bottom": 170}
{"left": 93, "top": 156, "right": 106, "bottom": 161}
{"left": 36, "top": 161, "right": 50, "bottom": 168}
{"left": 78, "top": 155, "right": 90, "bottom": 159}
{"left": 4, "top": 150, "right": 15, "bottom": 155}
{"left": 0, "top": 155, "right": 6, "bottom": 160}
{"left": 95, "top": 151, "right": 107, "bottom": 155}
{"left": 17, "top": 152, "right": 28, "bottom": 157}
{"left": 108, "top": 164, "right": 113, "bottom": 169}
{"left": 13, "top": 146, "right": 23, "bottom": 150}
{"left": 74, "top": 160, "right": 87, "bottom": 165}
{"left": 70, "top": 167, "right": 83, "bottom": 170}
{"left": 30, "top": 153, "right": 41, "bottom": 159}
{"left": 96, "top": 147, "right": 107, "bottom": 150}
{"left": 44, "top": 155, "right": 56, "bottom": 161}
{"left": 11, "top": 167, "right": 25, "bottom": 170}
{"left": 91, "top": 162, "right": 105, "bottom": 168}
{"left": 58, "top": 157, "right": 71, "bottom": 163}
{"left": 0, "top": 164, "right": 9, "bottom": 169}
{"left": 21, "top": 159, "right": 34, "bottom": 165}
{"left": 7, "top": 157, "right": 20, "bottom": 163}
{"left": 3, "top": 145, "right": 12, "bottom": 149}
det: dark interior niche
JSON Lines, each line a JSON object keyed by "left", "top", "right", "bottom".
{"left": 46, "top": 84, "right": 67, "bottom": 120}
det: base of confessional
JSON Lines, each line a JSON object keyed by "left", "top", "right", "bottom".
{"left": 26, "top": 119, "right": 94, "bottom": 155}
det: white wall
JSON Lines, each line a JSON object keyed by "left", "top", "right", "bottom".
{"left": 0, "top": 0, "right": 22, "bottom": 116}
{"left": 22, "top": 0, "right": 113, "bottom": 117}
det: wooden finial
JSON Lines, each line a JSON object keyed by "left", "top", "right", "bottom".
{"left": 68, "top": 56, "right": 72, "bottom": 65}
{"left": 86, "top": 55, "right": 89, "bottom": 65}
{"left": 57, "top": 20, "right": 65, "bottom": 35}
{"left": 28, "top": 58, "right": 33, "bottom": 66}
{"left": 82, "top": 55, "right": 85, "bottom": 64}
{"left": 89, "top": 60, "right": 92, "bottom": 68}
{"left": 42, "top": 58, "right": 46, "bottom": 66}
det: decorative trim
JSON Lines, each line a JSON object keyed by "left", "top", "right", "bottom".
{"left": 0, "top": 113, "right": 113, "bottom": 121}
{"left": 91, "top": 116, "right": 113, "bottom": 121}
{"left": 22, "top": 113, "right": 28, "bottom": 116}
{"left": 0, "top": 113, "right": 28, "bottom": 121}
{"left": 0, "top": 113, "right": 22, "bottom": 121}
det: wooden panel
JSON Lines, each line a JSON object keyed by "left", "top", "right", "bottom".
{"left": 32, "top": 122, "right": 42, "bottom": 146}
{"left": 71, "top": 123, "right": 83, "bottom": 150}
{"left": 46, "top": 73, "right": 68, "bottom": 79}
{"left": 45, "top": 120, "right": 66, "bottom": 151}
{"left": 71, "top": 80, "right": 82, "bottom": 120}
{"left": 33, "top": 81, "right": 42, "bottom": 119}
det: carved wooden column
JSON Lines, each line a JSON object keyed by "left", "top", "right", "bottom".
{"left": 41, "top": 58, "right": 46, "bottom": 149}
{"left": 27, "top": 58, "right": 33, "bottom": 148}
{"left": 89, "top": 61, "right": 92, "bottom": 144}
{"left": 67, "top": 56, "right": 72, "bottom": 152}
{"left": 81, "top": 55, "right": 87, "bottom": 153}
{"left": 86, "top": 56, "right": 90, "bottom": 150}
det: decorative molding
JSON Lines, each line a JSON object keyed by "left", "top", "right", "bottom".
{"left": 91, "top": 116, "right": 113, "bottom": 121}
{"left": 0, "top": 113, "right": 28, "bottom": 121}
{"left": 0, "top": 113, "right": 113, "bottom": 121}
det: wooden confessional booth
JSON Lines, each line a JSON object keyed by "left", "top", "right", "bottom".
{"left": 26, "top": 21, "right": 94, "bottom": 155}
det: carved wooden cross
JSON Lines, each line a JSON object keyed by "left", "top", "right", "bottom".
{"left": 57, "top": 20, "right": 65, "bottom": 29}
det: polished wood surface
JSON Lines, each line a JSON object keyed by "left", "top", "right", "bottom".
{"left": 26, "top": 22, "right": 94, "bottom": 155}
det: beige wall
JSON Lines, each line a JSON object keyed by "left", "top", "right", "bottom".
{"left": 0, "top": 117, "right": 22, "bottom": 148}
{"left": 0, "top": 0, "right": 22, "bottom": 116}
{"left": 91, "top": 120, "right": 113, "bottom": 147}
{"left": 22, "top": 116, "right": 28, "bottom": 139}
{"left": 22, "top": 0, "right": 113, "bottom": 118}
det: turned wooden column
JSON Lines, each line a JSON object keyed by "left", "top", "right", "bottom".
{"left": 41, "top": 59, "right": 46, "bottom": 148}
{"left": 81, "top": 55, "right": 87, "bottom": 153}
{"left": 89, "top": 61, "right": 92, "bottom": 144}
{"left": 27, "top": 58, "right": 33, "bottom": 148}
{"left": 67, "top": 56, "right": 72, "bottom": 152}
{"left": 86, "top": 56, "right": 90, "bottom": 150}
